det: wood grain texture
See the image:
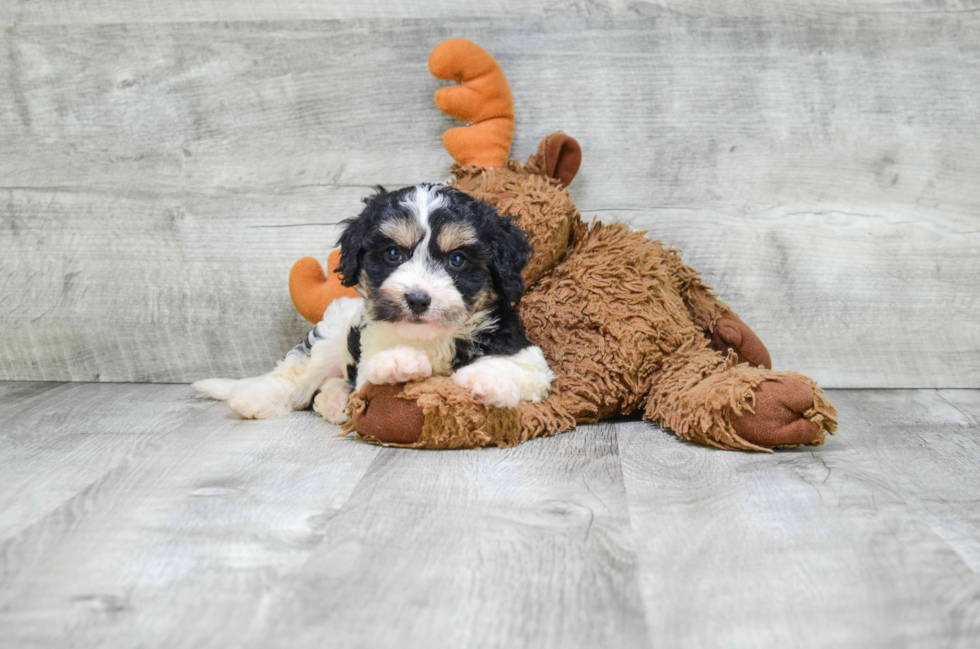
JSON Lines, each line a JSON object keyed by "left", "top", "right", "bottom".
{"left": 618, "top": 390, "right": 980, "bottom": 648}
{"left": 0, "top": 383, "right": 381, "bottom": 648}
{"left": 3, "top": 0, "right": 978, "bottom": 25}
{"left": 2, "top": 11, "right": 979, "bottom": 386}
{"left": 247, "top": 423, "right": 650, "bottom": 649}
{"left": 832, "top": 389, "right": 980, "bottom": 574}
{"left": 1, "top": 383, "right": 979, "bottom": 647}
{"left": 0, "top": 383, "right": 650, "bottom": 648}
{"left": 0, "top": 382, "right": 212, "bottom": 539}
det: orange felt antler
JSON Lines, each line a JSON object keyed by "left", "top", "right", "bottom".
{"left": 289, "top": 249, "right": 360, "bottom": 323}
{"left": 429, "top": 39, "right": 514, "bottom": 169}
{"left": 288, "top": 40, "right": 512, "bottom": 323}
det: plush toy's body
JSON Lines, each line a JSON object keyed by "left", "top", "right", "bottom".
{"left": 291, "top": 39, "right": 838, "bottom": 451}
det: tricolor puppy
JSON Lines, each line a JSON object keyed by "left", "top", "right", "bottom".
{"left": 193, "top": 184, "right": 554, "bottom": 423}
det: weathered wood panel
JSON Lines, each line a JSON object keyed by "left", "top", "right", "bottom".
{"left": 0, "top": 384, "right": 381, "bottom": 647}
{"left": 2, "top": 13, "right": 978, "bottom": 385}
{"left": 3, "top": 0, "right": 977, "bottom": 25}
{"left": 1, "top": 188, "right": 358, "bottom": 382}
{"left": 0, "top": 384, "right": 648, "bottom": 648}
{"left": 832, "top": 389, "right": 980, "bottom": 573}
{"left": 0, "top": 382, "right": 212, "bottom": 539}
{"left": 1, "top": 383, "right": 979, "bottom": 646}
{"left": 618, "top": 389, "right": 980, "bottom": 648}
{"left": 248, "top": 424, "right": 649, "bottom": 649}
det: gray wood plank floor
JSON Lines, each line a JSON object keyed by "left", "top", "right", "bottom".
{"left": 1, "top": 383, "right": 978, "bottom": 648}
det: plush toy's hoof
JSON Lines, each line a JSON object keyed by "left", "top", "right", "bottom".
{"left": 711, "top": 313, "right": 772, "bottom": 369}
{"left": 351, "top": 383, "right": 424, "bottom": 445}
{"left": 731, "top": 378, "right": 821, "bottom": 447}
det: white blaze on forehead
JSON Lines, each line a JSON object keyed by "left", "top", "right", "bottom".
{"left": 401, "top": 185, "right": 447, "bottom": 227}
{"left": 400, "top": 185, "right": 447, "bottom": 261}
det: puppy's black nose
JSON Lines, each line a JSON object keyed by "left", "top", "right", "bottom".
{"left": 405, "top": 292, "right": 431, "bottom": 315}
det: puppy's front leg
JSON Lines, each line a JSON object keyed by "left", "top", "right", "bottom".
{"left": 361, "top": 346, "right": 432, "bottom": 386}
{"left": 452, "top": 346, "right": 553, "bottom": 408}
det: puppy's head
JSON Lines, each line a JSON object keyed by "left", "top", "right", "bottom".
{"left": 337, "top": 184, "right": 531, "bottom": 340}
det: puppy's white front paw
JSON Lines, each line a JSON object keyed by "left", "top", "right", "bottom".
{"left": 452, "top": 367, "right": 521, "bottom": 408}
{"left": 362, "top": 346, "right": 432, "bottom": 384}
{"left": 227, "top": 390, "right": 288, "bottom": 419}
{"left": 313, "top": 378, "right": 351, "bottom": 424}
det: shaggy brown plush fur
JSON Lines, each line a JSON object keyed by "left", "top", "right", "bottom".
{"left": 348, "top": 133, "right": 838, "bottom": 451}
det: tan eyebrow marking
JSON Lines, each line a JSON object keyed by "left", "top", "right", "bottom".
{"left": 379, "top": 218, "right": 424, "bottom": 249}
{"left": 437, "top": 222, "right": 478, "bottom": 252}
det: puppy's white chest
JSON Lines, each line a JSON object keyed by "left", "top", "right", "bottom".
{"left": 358, "top": 324, "right": 456, "bottom": 379}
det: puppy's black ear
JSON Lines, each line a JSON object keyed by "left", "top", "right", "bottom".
{"left": 335, "top": 218, "right": 365, "bottom": 287}
{"left": 488, "top": 214, "right": 532, "bottom": 303}
{"left": 335, "top": 186, "right": 387, "bottom": 287}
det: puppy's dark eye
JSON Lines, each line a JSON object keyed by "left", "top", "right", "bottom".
{"left": 449, "top": 251, "right": 466, "bottom": 269}
{"left": 385, "top": 246, "right": 402, "bottom": 263}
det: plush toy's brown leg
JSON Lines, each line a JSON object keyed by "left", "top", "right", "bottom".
{"left": 663, "top": 249, "right": 772, "bottom": 369}
{"left": 644, "top": 341, "right": 837, "bottom": 452}
{"left": 345, "top": 379, "right": 574, "bottom": 449}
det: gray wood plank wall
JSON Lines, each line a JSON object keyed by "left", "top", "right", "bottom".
{"left": 2, "top": 2, "right": 978, "bottom": 387}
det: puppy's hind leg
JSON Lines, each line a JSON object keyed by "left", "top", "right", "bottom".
{"left": 192, "top": 378, "right": 238, "bottom": 401}
{"left": 214, "top": 354, "right": 311, "bottom": 420}
{"left": 193, "top": 355, "right": 317, "bottom": 420}
{"left": 193, "top": 297, "right": 364, "bottom": 420}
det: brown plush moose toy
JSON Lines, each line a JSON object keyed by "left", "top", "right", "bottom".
{"left": 287, "top": 39, "right": 838, "bottom": 451}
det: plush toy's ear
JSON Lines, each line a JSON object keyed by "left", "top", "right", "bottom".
{"left": 289, "top": 249, "right": 360, "bottom": 324}
{"left": 543, "top": 133, "right": 582, "bottom": 187}
{"left": 527, "top": 132, "right": 582, "bottom": 187}
{"left": 488, "top": 215, "right": 533, "bottom": 303}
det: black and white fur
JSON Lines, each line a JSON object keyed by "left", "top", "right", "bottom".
{"left": 194, "top": 184, "right": 553, "bottom": 424}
